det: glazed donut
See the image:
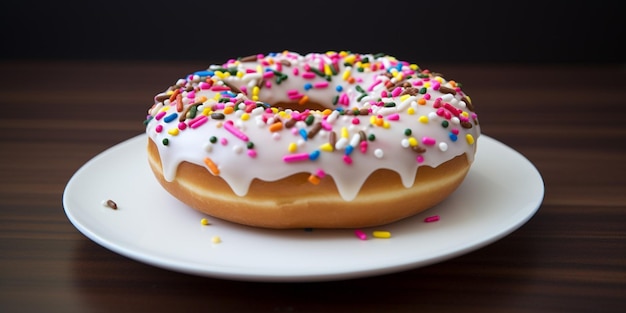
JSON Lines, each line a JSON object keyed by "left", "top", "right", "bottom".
{"left": 145, "top": 51, "right": 480, "bottom": 229}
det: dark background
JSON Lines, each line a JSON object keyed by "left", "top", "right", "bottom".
{"left": 0, "top": 0, "right": 624, "bottom": 64}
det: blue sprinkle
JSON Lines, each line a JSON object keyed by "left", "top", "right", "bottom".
{"left": 163, "top": 113, "right": 178, "bottom": 123}
{"left": 345, "top": 145, "right": 354, "bottom": 155}
{"left": 194, "top": 70, "right": 213, "bottom": 77}
{"left": 449, "top": 133, "right": 458, "bottom": 142}
{"left": 309, "top": 150, "right": 320, "bottom": 160}
{"left": 299, "top": 129, "right": 308, "bottom": 141}
{"left": 304, "top": 83, "right": 312, "bottom": 91}
{"left": 336, "top": 85, "right": 343, "bottom": 92}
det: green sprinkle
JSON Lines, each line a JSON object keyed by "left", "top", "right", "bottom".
{"left": 441, "top": 120, "right": 449, "bottom": 128}
{"left": 404, "top": 128, "right": 412, "bottom": 136}
{"left": 305, "top": 115, "right": 315, "bottom": 125}
{"left": 247, "top": 142, "right": 254, "bottom": 149}
{"left": 384, "top": 102, "right": 396, "bottom": 107}
{"left": 209, "top": 136, "right": 218, "bottom": 143}
{"left": 332, "top": 95, "right": 339, "bottom": 105}
{"left": 162, "top": 138, "right": 169, "bottom": 146}
{"left": 368, "top": 134, "right": 376, "bottom": 141}
{"left": 419, "top": 87, "right": 427, "bottom": 94}
{"left": 355, "top": 85, "right": 365, "bottom": 93}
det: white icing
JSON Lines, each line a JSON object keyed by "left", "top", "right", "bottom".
{"left": 146, "top": 51, "right": 480, "bottom": 201}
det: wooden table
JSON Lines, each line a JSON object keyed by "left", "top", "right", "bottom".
{"left": 1, "top": 60, "right": 624, "bottom": 312}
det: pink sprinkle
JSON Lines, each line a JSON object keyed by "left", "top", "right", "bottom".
{"left": 220, "top": 138, "right": 228, "bottom": 145}
{"left": 416, "top": 155, "right": 424, "bottom": 163}
{"left": 186, "top": 91, "right": 196, "bottom": 99}
{"left": 424, "top": 215, "right": 440, "bottom": 223}
{"left": 423, "top": 93, "right": 431, "bottom": 100}
{"left": 262, "top": 71, "right": 274, "bottom": 79}
{"left": 265, "top": 80, "right": 272, "bottom": 88}
{"left": 351, "top": 118, "right": 360, "bottom": 125}
{"left": 302, "top": 72, "right": 316, "bottom": 79}
{"left": 288, "top": 93, "right": 304, "bottom": 100}
{"left": 444, "top": 103, "right": 460, "bottom": 116}
{"left": 367, "top": 79, "right": 382, "bottom": 92}
{"left": 224, "top": 120, "right": 249, "bottom": 141}
{"left": 287, "top": 89, "right": 300, "bottom": 95}
{"left": 155, "top": 125, "right": 163, "bottom": 133}
{"left": 354, "top": 229, "right": 367, "bottom": 240}
{"left": 211, "top": 85, "right": 231, "bottom": 92}
{"left": 199, "top": 82, "right": 211, "bottom": 90}
{"left": 177, "top": 122, "right": 187, "bottom": 130}
{"left": 391, "top": 87, "right": 402, "bottom": 97}
{"left": 343, "top": 155, "right": 352, "bottom": 164}
{"left": 433, "top": 98, "right": 442, "bottom": 108}
{"left": 313, "top": 81, "right": 329, "bottom": 88}
{"left": 387, "top": 113, "right": 400, "bottom": 121}
{"left": 451, "top": 128, "right": 460, "bottom": 135}
{"left": 247, "top": 150, "right": 257, "bottom": 158}
{"left": 283, "top": 153, "right": 310, "bottom": 163}
{"left": 292, "top": 67, "right": 299, "bottom": 76}
{"left": 360, "top": 141, "right": 368, "bottom": 153}
{"left": 315, "top": 168, "right": 326, "bottom": 178}
{"left": 188, "top": 115, "right": 208, "bottom": 129}
{"left": 422, "top": 136, "right": 436, "bottom": 145}
{"left": 240, "top": 86, "right": 248, "bottom": 95}
{"left": 155, "top": 111, "right": 166, "bottom": 120}
{"left": 432, "top": 82, "right": 441, "bottom": 90}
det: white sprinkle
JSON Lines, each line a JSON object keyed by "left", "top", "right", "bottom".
{"left": 374, "top": 148, "right": 384, "bottom": 158}
{"left": 439, "top": 142, "right": 448, "bottom": 152}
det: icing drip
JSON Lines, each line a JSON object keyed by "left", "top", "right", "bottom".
{"left": 145, "top": 51, "right": 480, "bottom": 201}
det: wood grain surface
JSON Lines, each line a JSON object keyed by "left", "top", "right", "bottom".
{"left": 1, "top": 60, "right": 624, "bottom": 313}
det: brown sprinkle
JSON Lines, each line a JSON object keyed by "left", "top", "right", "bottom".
{"left": 105, "top": 200, "right": 118, "bottom": 210}
{"left": 239, "top": 54, "right": 258, "bottom": 62}
{"left": 439, "top": 86, "right": 457, "bottom": 95}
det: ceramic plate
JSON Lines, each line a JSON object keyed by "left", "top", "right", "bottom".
{"left": 63, "top": 134, "right": 544, "bottom": 282}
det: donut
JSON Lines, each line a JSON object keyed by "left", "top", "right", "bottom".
{"left": 144, "top": 51, "right": 480, "bottom": 229}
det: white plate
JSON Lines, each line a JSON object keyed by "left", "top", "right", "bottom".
{"left": 63, "top": 134, "right": 544, "bottom": 282}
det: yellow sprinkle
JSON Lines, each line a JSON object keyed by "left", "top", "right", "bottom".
{"left": 410, "top": 64, "right": 419, "bottom": 70}
{"left": 423, "top": 81, "right": 431, "bottom": 88}
{"left": 407, "top": 107, "right": 416, "bottom": 115}
{"left": 236, "top": 71, "right": 244, "bottom": 78}
{"left": 372, "top": 231, "right": 391, "bottom": 239}
{"left": 214, "top": 71, "right": 226, "bottom": 79}
{"left": 319, "top": 143, "right": 334, "bottom": 152}
{"left": 466, "top": 134, "right": 475, "bottom": 145}
{"left": 435, "top": 76, "right": 444, "bottom": 83}
{"left": 240, "top": 113, "right": 250, "bottom": 121}
{"left": 288, "top": 142, "right": 297, "bottom": 153}
{"left": 324, "top": 64, "right": 332, "bottom": 76}
{"left": 167, "top": 128, "right": 179, "bottom": 136}
{"left": 408, "top": 137, "right": 418, "bottom": 146}
{"left": 461, "top": 111, "right": 469, "bottom": 118}
{"left": 419, "top": 115, "right": 429, "bottom": 123}
{"left": 256, "top": 65, "right": 262, "bottom": 74}
{"left": 383, "top": 121, "right": 390, "bottom": 129}
{"left": 399, "top": 94, "right": 410, "bottom": 102}
{"left": 342, "top": 69, "right": 351, "bottom": 81}
{"left": 341, "top": 127, "right": 349, "bottom": 138}
{"left": 211, "top": 236, "right": 221, "bottom": 244}
{"left": 159, "top": 106, "right": 170, "bottom": 113}
{"left": 344, "top": 55, "right": 356, "bottom": 64}
{"left": 202, "top": 107, "right": 212, "bottom": 116}
{"left": 200, "top": 218, "right": 210, "bottom": 226}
